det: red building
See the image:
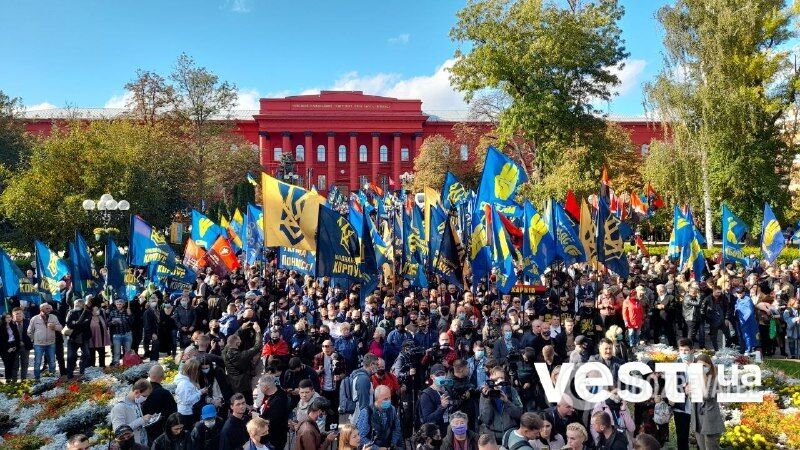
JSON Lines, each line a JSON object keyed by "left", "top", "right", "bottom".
{"left": 22, "top": 90, "right": 664, "bottom": 194}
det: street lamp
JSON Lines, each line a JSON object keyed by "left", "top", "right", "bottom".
{"left": 399, "top": 171, "right": 415, "bottom": 191}
{"left": 82, "top": 193, "right": 130, "bottom": 240}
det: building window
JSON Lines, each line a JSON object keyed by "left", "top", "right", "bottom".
{"left": 295, "top": 145, "right": 305, "bottom": 162}
{"left": 640, "top": 144, "right": 650, "bottom": 156}
{"left": 380, "top": 175, "right": 389, "bottom": 193}
{"left": 460, "top": 144, "right": 468, "bottom": 161}
{"left": 317, "top": 145, "right": 326, "bottom": 162}
{"left": 273, "top": 147, "right": 282, "bottom": 161}
{"left": 359, "top": 175, "right": 369, "bottom": 189}
{"left": 379, "top": 145, "right": 388, "bottom": 163}
{"left": 317, "top": 175, "right": 327, "bottom": 191}
{"left": 401, "top": 147, "right": 409, "bottom": 161}
{"left": 359, "top": 145, "right": 368, "bottom": 162}
{"left": 338, "top": 145, "right": 347, "bottom": 162}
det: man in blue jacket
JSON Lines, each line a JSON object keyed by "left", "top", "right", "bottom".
{"left": 418, "top": 363, "right": 452, "bottom": 436}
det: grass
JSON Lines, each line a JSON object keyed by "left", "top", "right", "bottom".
{"left": 762, "top": 358, "right": 800, "bottom": 378}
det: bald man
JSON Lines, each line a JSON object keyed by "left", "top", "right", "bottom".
{"left": 355, "top": 385, "right": 402, "bottom": 450}
{"left": 142, "top": 364, "right": 177, "bottom": 443}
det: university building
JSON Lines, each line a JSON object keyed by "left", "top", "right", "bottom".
{"left": 22, "top": 90, "right": 665, "bottom": 195}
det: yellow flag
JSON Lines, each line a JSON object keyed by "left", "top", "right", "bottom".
{"left": 232, "top": 208, "right": 244, "bottom": 225}
{"left": 578, "top": 199, "right": 597, "bottom": 265}
{"left": 262, "top": 173, "right": 326, "bottom": 251}
{"left": 219, "top": 215, "right": 230, "bottom": 229}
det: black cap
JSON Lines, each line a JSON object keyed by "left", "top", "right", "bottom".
{"left": 430, "top": 363, "right": 447, "bottom": 376}
{"left": 114, "top": 425, "right": 134, "bottom": 438}
{"left": 734, "top": 286, "right": 745, "bottom": 293}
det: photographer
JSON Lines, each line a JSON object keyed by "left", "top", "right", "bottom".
{"left": 421, "top": 332, "right": 458, "bottom": 371}
{"left": 478, "top": 366, "right": 523, "bottom": 443}
{"left": 492, "top": 323, "right": 520, "bottom": 366}
{"left": 418, "top": 364, "right": 452, "bottom": 436}
{"left": 449, "top": 359, "right": 478, "bottom": 427}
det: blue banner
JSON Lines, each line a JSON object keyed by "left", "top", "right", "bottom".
{"left": 761, "top": 203, "right": 786, "bottom": 264}
{"left": 0, "top": 247, "right": 40, "bottom": 306}
{"left": 722, "top": 203, "right": 748, "bottom": 266}
{"left": 244, "top": 204, "right": 264, "bottom": 266}
{"left": 277, "top": 247, "right": 316, "bottom": 276}
{"left": 129, "top": 215, "right": 176, "bottom": 268}
{"left": 316, "top": 205, "right": 361, "bottom": 282}
{"left": 34, "top": 240, "right": 70, "bottom": 301}
{"left": 106, "top": 238, "right": 140, "bottom": 301}
{"left": 191, "top": 209, "right": 225, "bottom": 249}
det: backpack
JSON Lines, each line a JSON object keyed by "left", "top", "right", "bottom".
{"left": 338, "top": 368, "right": 368, "bottom": 414}
{"left": 653, "top": 400, "right": 672, "bottom": 425}
{"left": 501, "top": 429, "right": 534, "bottom": 450}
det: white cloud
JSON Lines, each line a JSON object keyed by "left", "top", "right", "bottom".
{"left": 104, "top": 91, "right": 133, "bottom": 109}
{"left": 609, "top": 59, "right": 647, "bottom": 97}
{"left": 235, "top": 89, "right": 261, "bottom": 110}
{"left": 388, "top": 33, "right": 410, "bottom": 45}
{"left": 25, "top": 102, "right": 57, "bottom": 111}
{"left": 225, "top": 0, "right": 251, "bottom": 13}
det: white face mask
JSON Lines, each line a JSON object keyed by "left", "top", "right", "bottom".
{"left": 135, "top": 395, "right": 147, "bottom": 404}
{"left": 203, "top": 419, "right": 216, "bottom": 428}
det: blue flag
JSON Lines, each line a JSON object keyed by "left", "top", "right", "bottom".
{"left": 434, "top": 215, "right": 463, "bottom": 288}
{"left": 722, "top": 204, "right": 748, "bottom": 266}
{"left": 277, "top": 248, "right": 316, "bottom": 276}
{"left": 0, "top": 247, "right": 39, "bottom": 306}
{"left": 544, "top": 200, "right": 586, "bottom": 266}
{"left": 129, "top": 215, "right": 176, "bottom": 269}
{"left": 596, "top": 195, "right": 629, "bottom": 279}
{"left": 489, "top": 207, "right": 518, "bottom": 294}
{"left": 106, "top": 238, "right": 140, "bottom": 300}
{"left": 191, "top": 210, "right": 225, "bottom": 249}
{"left": 761, "top": 203, "right": 786, "bottom": 264}
{"left": 360, "top": 212, "right": 380, "bottom": 305}
{"left": 349, "top": 199, "right": 365, "bottom": 239}
{"left": 677, "top": 207, "right": 706, "bottom": 281}
{"left": 441, "top": 172, "right": 468, "bottom": 211}
{"left": 34, "top": 240, "right": 70, "bottom": 301}
{"left": 69, "top": 232, "right": 99, "bottom": 296}
{"left": 522, "top": 201, "right": 555, "bottom": 278}
{"left": 148, "top": 261, "right": 196, "bottom": 294}
{"left": 427, "top": 202, "right": 447, "bottom": 270}
{"left": 244, "top": 204, "right": 264, "bottom": 266}
{"left": 316, "top": 205, "right": 361, "bottom": 282}
{"left": 475, "top": 146, "right": 528, "bottom": 218}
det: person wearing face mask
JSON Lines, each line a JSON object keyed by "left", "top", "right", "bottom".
{"left": 733, "top": 286, "right": 759, "bottom": 354}
{"left": 262, "top": 327, "right": 291, "bottom": 368}
{"left": 108, "top": 425, "right": 148, "bottom": 450}
{"left": 190, "top": 404, "right": 224, "bottom": 450}
{"left": 142, "top": 298, "right": 161, "bottom": 362}
{"left": 590, "top": 389, "right": 635, "bottom": 449}
{"left": 418, "top": 364, "right": 452, "bottom": 435}
{"left": 282, "top": 357, "right": 322, "bottom": 408}
{"left": 467, "top": 341, "right": 489, "bottom": 389}
{"left": 671, "top": 338, "right": 694, "bottom": 450}
{"left": 111, "top": 379, "right": 153, "bottom": 447}
{"left": 686, "top": 354, "right": 724, "bottom": 450}
{"left": 173, "top": 294, "right": 196, "bottom": 349}
{"left": 479, "top": 366, "right": 524, "bottom": 443}
{"left": 412, "top": 423, "right": 442, "bottom": 450}
{"left": 370, "top": 358, "right": 401, "bottom": 404}
{"left": 64, "top": 298, "right": 91, "bottom": 379}
{"left": 492, "top": 323, "right": 520, "bottom": 366}
{"left": 385, "top": 317, "right": 412, "bottom": 367}
{"left": 356, "top": 385, "right": 402, "bottom": 450}
{"left": 222, "top": 321, "right": 262, "bottom": 404}
{"left": 143, "top": 364, "right": 178, "bottom": 443}
{"left": 256, "top": 374, "right": 291, "bottom": 450}
{"left": 440, "top": 412, "right": 477, "bottom": 450}
{"left": 295, "top": 397, "right": 338, "bottom": 450}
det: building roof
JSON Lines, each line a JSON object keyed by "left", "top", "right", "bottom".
{"left": 20, "top": 107, "right": 655, "bottom": 124}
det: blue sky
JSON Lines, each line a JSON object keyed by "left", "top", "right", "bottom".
{"left": 0, "top": 0, "right": 670, "bottom": 116}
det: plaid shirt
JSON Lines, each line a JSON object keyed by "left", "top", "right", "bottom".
{"left": 108, "top": 308, "right": 131, "bottom": 336}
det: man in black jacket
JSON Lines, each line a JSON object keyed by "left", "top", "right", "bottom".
{"left": 142, "top": 297, "right": 160, "bottom": 362}
{"left": 220, "top": 393, "right": 257, "bottom": 450}
{"left": 590, "top": 410, "right": 628, "bottom": 450}
{"left": 65, "top": 298, "right": 91, "bottom": 379}
{"left": 142, "top": 364, "right": 178, "bottom": 444}
{"left": 418, "top": 364, "right": 451, "bottom": 436}
{"left": 256, "top": 374, "right": 290, "bottom": 450}
{"left": 191, "top": 404, "right": 223, "bottom": 450}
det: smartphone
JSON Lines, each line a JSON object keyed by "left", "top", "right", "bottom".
{"left": 329, "top": 423, "right": 338, "bottom": 431}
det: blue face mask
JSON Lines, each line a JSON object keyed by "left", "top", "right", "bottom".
{"left": 504, "top": 331, "right": 513, "bottom": 340}
{"left": 474, "top": 350, "right": 485, "bottom": 359}
{"left": 380, "top": 400, "right": 391, "bottom": 410}
{"left": 434, "top": 375, "right": 448, "bottom": 387}
{"left": 452, "top": 424, "right": 468, "bottom": 436}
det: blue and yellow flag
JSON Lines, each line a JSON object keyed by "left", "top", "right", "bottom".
{"left": 761, "top": 203, "right": 785, "bottom": 265}
{"left": 360, "top": 212, "right": 380, "bottom": 305}
{"left": 676, "top": 207, "right": 706, "bottom": 281}
{"left": 244, "top": 204, "right": 264, "bottom": 266}
{"left": 476, "top": 146, "right": 528, "bottom": 218}
{"left": 349, "top": 198, "right": 365, "bottom": 239}
{"left": 34, "top": 240, "right": 70, "bottom": 301}
{"left": 191, "top": 210, "right": 225, "bottom": 249}
{"left": 441, "top": 172, "right": 468, "bottom": 211}
{"left": 129, "top": 215, "right": 177, "bottom": 269}
{"left": 489, "top": 206, "right": 517, "bottom": 294}
{"left": 68, "top": 237, "right": 99, "bottom": 296}
{"left": 107, "top": 238, "right": 140, "bottom": 300}
{"left": 219, "top": 215, "right": 242, "bottom": 253}
{"left": 722, "top": 204, "right": 748, "bottom": 266}
{"left": 434, "top": 215, "right": 463, "bottom": 288}
{"left": 246, "top": 172, "right": 258, "bottom": 186}
{"left": 162, "top": 263, "right": 196, "bottom": 294}
{"left": 316, "top": 205, "right": 361, "bottom": 282}
{"left": 0, "top": 247, "right": 39, "bottom": 306}
{"left": 597, "top": 195, "right": 629, "bottom": 279}
{"left": 666, "top": 205, "right": 687, "bottom": 260}
{"left": 262, "top": 173, "right": 326, "bottom": 251}
{"left": 522, "top": 201, "right": 555, "bottom": 278}
{"left": 278, "top": 248, "right": 316, "bottom": 276}
{"left": 544, "top": 199, "right": 586, "bottom": 267}
{"left": 427, "top": 200, "right": 447, "bottom": 270}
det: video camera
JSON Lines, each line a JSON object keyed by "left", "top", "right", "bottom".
{"left": 485, "top": 379, "right": 510, "bottom": 399}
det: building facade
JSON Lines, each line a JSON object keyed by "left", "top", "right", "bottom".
{"left": 22, "top": 90, "right": 665, "bottom": 195}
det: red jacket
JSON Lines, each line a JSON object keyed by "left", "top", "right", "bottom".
{"left": 262, "top": 338, "right": 289, "bottom": 357}
{"left": 622, "top": 297, "right": 645, "bottom": 329}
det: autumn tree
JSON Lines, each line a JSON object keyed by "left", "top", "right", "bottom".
{"left": 412, "top": 135, "right": 467, "bottom": 192}
{"left": 124, "top": 70, "right": 176, "bottom": 126}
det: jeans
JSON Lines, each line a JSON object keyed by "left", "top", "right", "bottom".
{"left": 627, "top": 328, "right": 641, "bottom": 347}
{"left": 33, "top": 344, "right": 56, "bottom": 380}
{"left": 788, "top": 338, "right": 800, "bottom": 359}
{"left": 112, "top": 332, "right": 132, "bottom": 365}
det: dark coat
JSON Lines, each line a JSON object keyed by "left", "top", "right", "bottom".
{"left": 65, "top": 308, "right": 91, "bottom": 344}
{"left": 219, "top": 414, "right": 249, "bottom": 450}
{"left": 0, "top": 320, "right": 21, "bottom": 354}
{"left": 440, "top": 429, "right": 479, "bottom": 450}
{"left": 191, "top": 417, "right": 223, "bottom": 450}
{"left": 142, "top": 382, "right": 178, "bottom": 444}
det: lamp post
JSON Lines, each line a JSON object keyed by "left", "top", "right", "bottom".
{"left": 82, "top": 193, "right": 130, "bottom": 241}
{"left": 399, "top": 171, "right": 415, "bottom": 192}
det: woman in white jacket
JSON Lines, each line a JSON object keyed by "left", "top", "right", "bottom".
{"left": 174, "top": 358, "right": 207, "bottom": 429}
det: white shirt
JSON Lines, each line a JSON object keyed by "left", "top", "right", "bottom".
{"left": 322, "top": 354, "right": 334, "bottom": 391}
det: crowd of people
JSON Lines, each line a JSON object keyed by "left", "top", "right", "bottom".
{"left": 3, "top": 247, "right": 791, "bottom": 450}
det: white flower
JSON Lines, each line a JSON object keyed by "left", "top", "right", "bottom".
{"left": 39, "top": 433, "right": 68, "bottom": 450}
{"left": 778, "top": 433, "right": 789, "bottom": 444}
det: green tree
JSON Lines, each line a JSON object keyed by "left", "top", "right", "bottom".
{"left": 0, "top": 90, "right": 30, "bottom": 170}
{"left": 412, "top": 135, "right": 467, "bottom": 192}
{"left": 0, "top": 121, "right": 190, "bottom": 248}
{"left": 450, "top": 0, "right": 628, "bottom": 178}
{"left": 645, "top": 0, "right": 798, "bottom": 244}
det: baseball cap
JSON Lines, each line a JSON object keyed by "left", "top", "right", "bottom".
{"left": 114, "top": 425, "right": 134, "bottom": 439}
{"left": 574, "top": 335, "right": 587, "bottom": 346}
{"left": 430, "top": 364, "right": 447, "bottom": 376}
{"left": 201, "top": 404, "right": 217, "bottom": 419}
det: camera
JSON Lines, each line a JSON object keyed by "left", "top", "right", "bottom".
{"left": 485, "top": 379, "right": 509, "bottom": 399}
